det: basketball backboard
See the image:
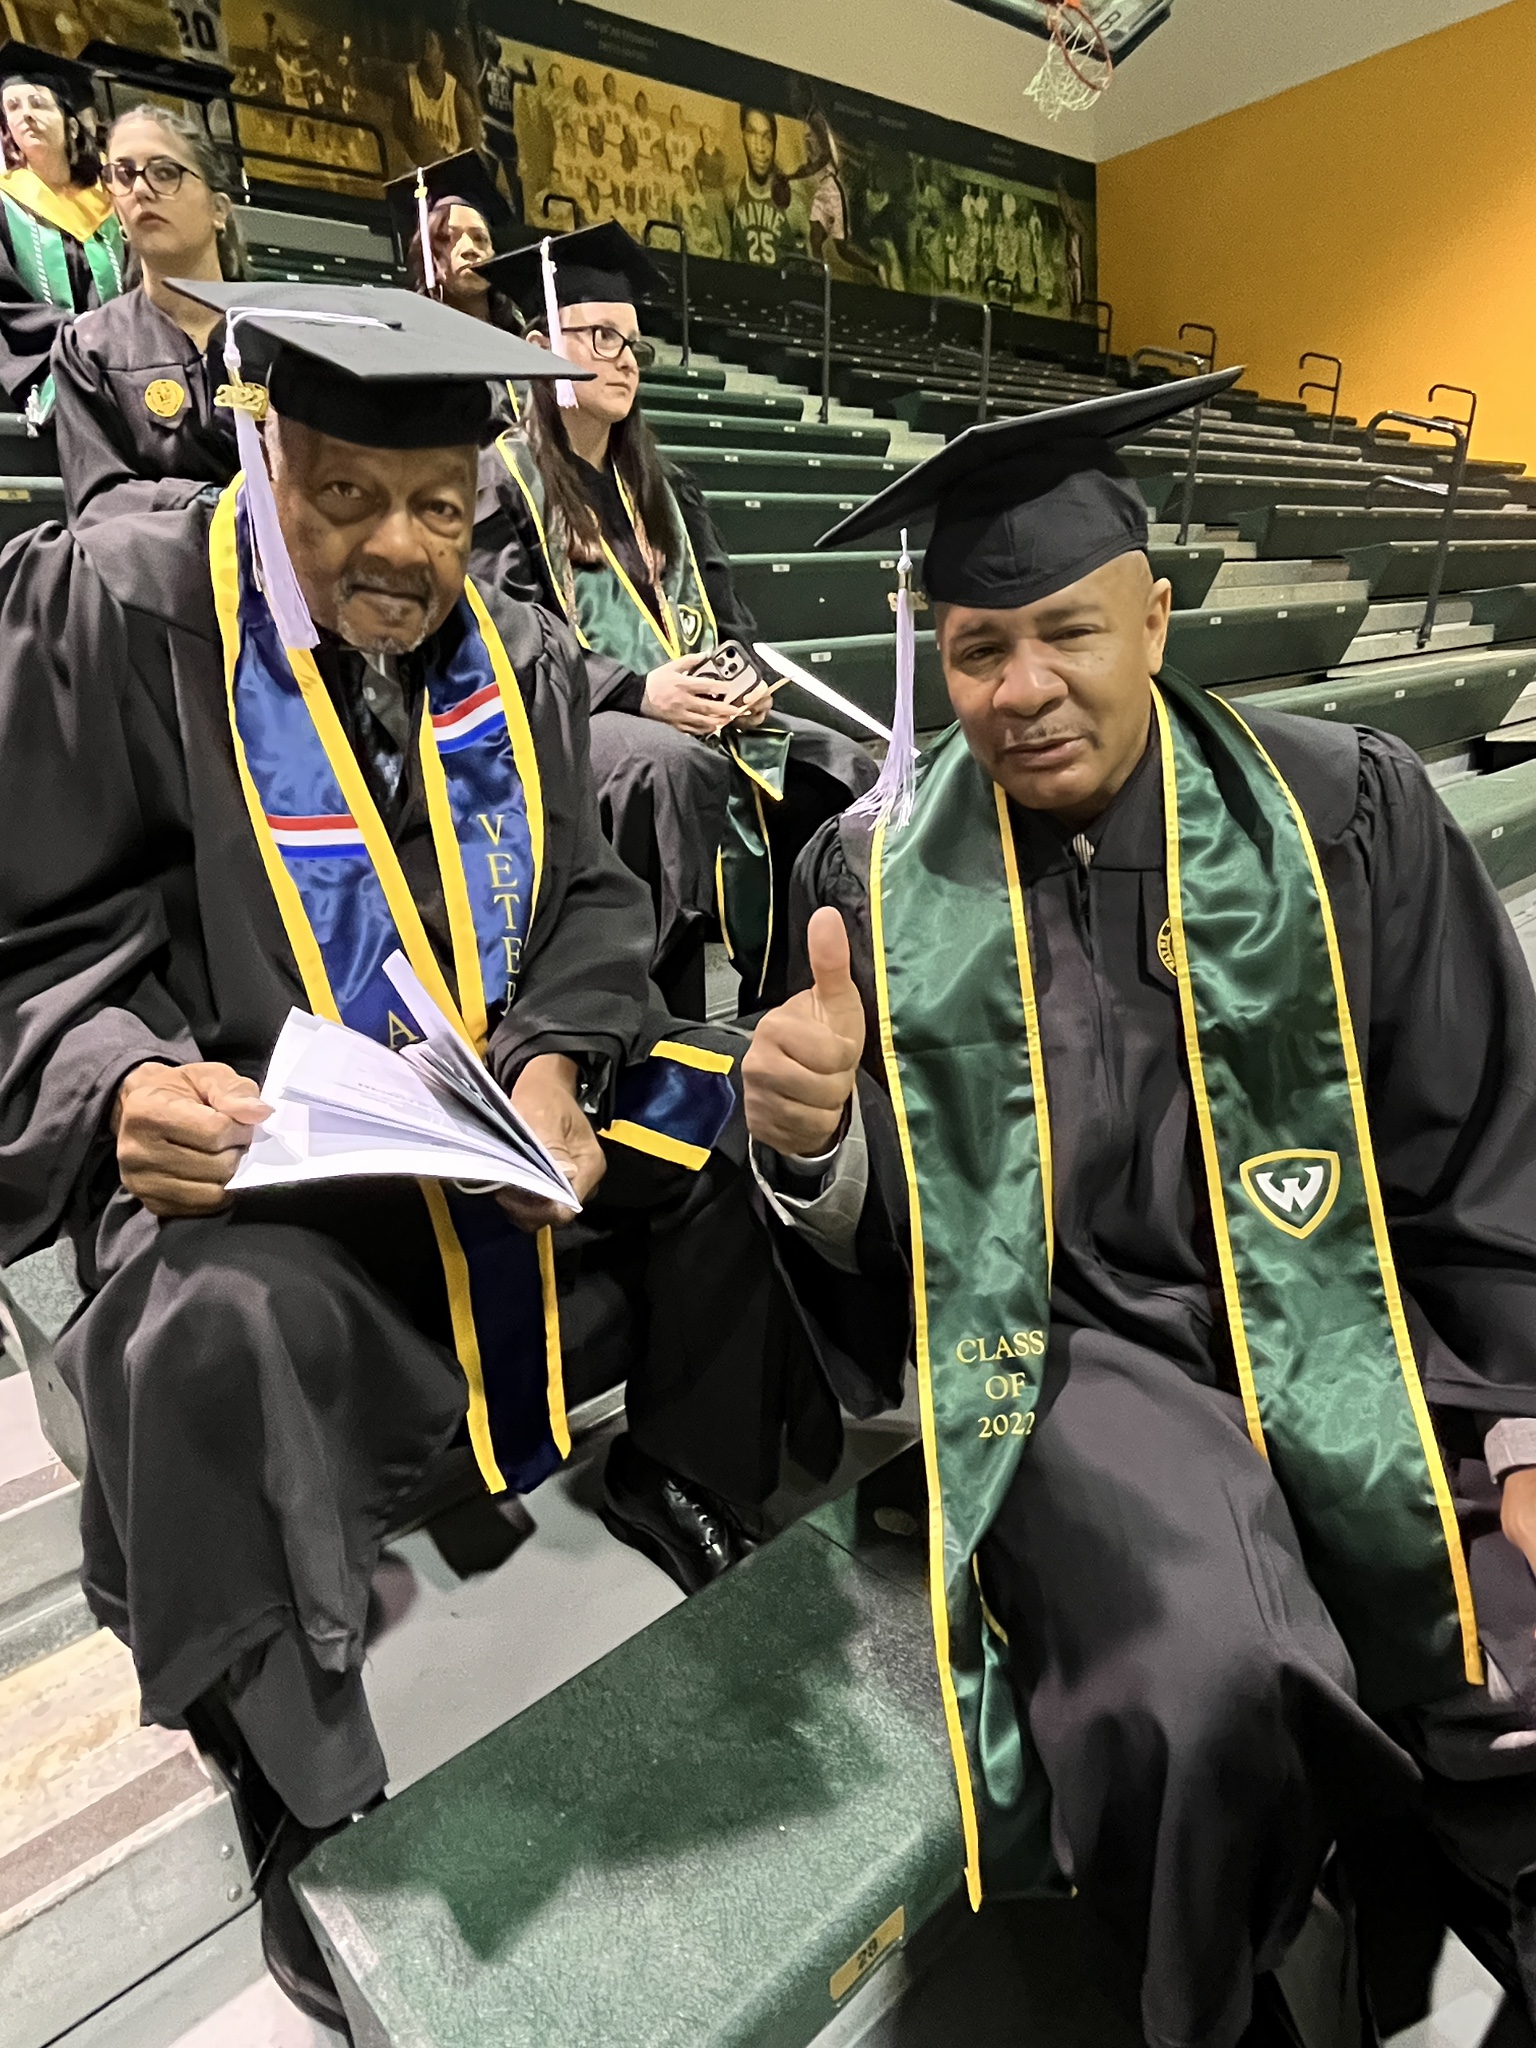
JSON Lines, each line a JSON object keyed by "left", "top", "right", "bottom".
{"left": 952, "top": 0, "right": 1175, "bottom": 62}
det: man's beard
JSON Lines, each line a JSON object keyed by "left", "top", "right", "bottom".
{"left": 335, "top": 560, "right": 437, "bottom": 656}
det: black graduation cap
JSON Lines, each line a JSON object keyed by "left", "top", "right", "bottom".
{"left": 165, "top": 280, "right": 587, "bottom": 449}
{"left": 816, "top": 367, "right": 1245, "bottom": 609}
{"left": 383, "top": 150, "right": 513, "bottom": 250}
{"left": 0, "top": 41, "right": 98, "bottom": 116}
{"left": 477, "top": 220, "right": 667, "bottom": 323}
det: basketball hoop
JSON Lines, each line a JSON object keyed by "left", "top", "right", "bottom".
{"left": 1026, "top": 0, "right": 1114, "bottom": 119}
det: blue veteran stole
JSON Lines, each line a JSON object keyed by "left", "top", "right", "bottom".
{"left": 210, "top": 481, "right": 736, "bottom": 1494}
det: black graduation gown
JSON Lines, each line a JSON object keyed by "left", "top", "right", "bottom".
{"left": 52, "top": 289, "right": 236, "bottom": 526}
{"left": 471, "top": 451, "right": 876, "bottom": 1013}
{"left": 787, "top": 713, "right": 1536, "bottom": 2048}
{"left": 0, "top": 507, "right": 846, "bottom": 1825}
{"left": 0, "top": 197, "right": 104, "bottom": 407}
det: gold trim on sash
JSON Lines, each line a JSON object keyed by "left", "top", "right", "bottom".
{"left": 211, "top": 482, "right": 338, "bottom": 1020}
{"left": 492, "top": 437, "right": 592, "bottom": 650}
{"left": 1153, "top": 689, "right": 1269, "bottom": 1460}
{"left": 870, "top": 814, "right": 986, "bottom": 1912}
{"left": 538, "top": 1229, "right": 570, "bottom": 1459}
{"left": 1215, "top": 697, "right": 1483, "bottom": 1686}
{"left": 650, "top": 1038, "right": 734, "bottom": 1074}
{"left": 417, "top": 692, "right": 491, "bottom": 1053}
{"left": 465, "top": 576, "right": 546, "bottom": 932}
{"left": 423, "top": 1181, "right": 508, "bottom": 1492}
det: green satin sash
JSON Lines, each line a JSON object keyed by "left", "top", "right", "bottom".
{"left": 492, "top": 430, "right": 792, "bottom": 991}
{"left": 871, "top": 675, "right": 1482, "bottom": 1908}
{"left": 1, "top": 190, "right": 123, "bottom": 308}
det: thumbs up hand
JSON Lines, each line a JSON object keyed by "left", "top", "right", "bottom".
{"left": 743, "top": 907, "right": 866, "bottom": 1158}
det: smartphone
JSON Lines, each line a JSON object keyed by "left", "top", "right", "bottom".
{"left": 690, "top": 639, "right": 778, "bottom": 705}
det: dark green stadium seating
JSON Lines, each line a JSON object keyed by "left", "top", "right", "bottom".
{"left": 1444, "top": 762, "right": 1536, "bottom": 890}
{"left": 706, "top": 493, "right": 867, "bottom": 555}
{"left": 1241, "top": 506, "right": 1536, "bottom": 558}
{"left": 641, "top": 361, "right": 728, "bottom": 390}
{"left": 736, "top": 551, "right": 902, "bottom": 640}
{"left": 1165, "top": 597, "right": 1371, "bottom": 687}
{"left": 664, "top": 447, "right": 912, "bottom": 497}
{"left": 296, "top": 1457, "right": 968, "bottom": 2048}
{"left": 0, "top": 476, "right": 64, "bottom": 543}
{"left": 640, "top": 383, "right": 805, "bottom": 419}
{"left": 1142, "top": 476, "right": 1513, "bottom": 523}
{"left": 1234, "top": 648, "right": 1536, "bottom": 757}
{"left": 1340, "top": 541, "right": 1536, "bottom": 597}
{"left": 647, "top": 409, "right": 892, "bottom": 456}
{"left": 1468, "top": 585, "right": 1536, "bottom": 643}
{"left": 0, "top": 414, "right": 57, "bottom": 477}
{"left": 1154, "top": 545, "right": 1226, "bottom": 610}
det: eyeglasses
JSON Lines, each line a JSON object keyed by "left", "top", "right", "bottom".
{"left": 559, "top": 322, "right": 656, "bottom": 369}
{"left": 104, "top": 155, "right": 206, "bottom": 197}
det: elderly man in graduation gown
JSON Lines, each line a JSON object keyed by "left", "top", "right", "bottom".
{"left": 0, "top": 283, "right": 847, "bottom": 2029}
{"left": 743, "top": 370, "right": 1536, "bottom": 2048}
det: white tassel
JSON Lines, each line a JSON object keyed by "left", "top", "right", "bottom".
{"left": 414, "top": 166, "right": 437, "bottom": 295}
{"left": 850, "top": 528, "right": 919, "bottom": 828}
{"left": 540, "top": 236, "right": 577, "bottom": 410}
{"left": 224, "top": 313, "right": 318, "bottom": 651}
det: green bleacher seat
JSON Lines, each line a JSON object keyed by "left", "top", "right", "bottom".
{"left": 1241, "top": 506, "right": 1536, "bottom": 558}
{"left": 706, "top": 493, "right": 865, "bottom": 555}
{"left": 1152, "top": 544, "right": 1226, "bottom": 610}
{"left": 1444, "top": 761, "right": 1536, "bottom": 890}
{"left": 641, "top": 361, "right": 728, "bottom": 391}
{"left": 648, "top": 409, "right": 892, "bottom": 457}
{"left": 1142, "top": 476, "right": 1512, "bottom": 524}
{"left": 640, "top": 383, "right": 804, "bottom": 419}
{"left": 0, "top": 476, "right": 64, "bottom": 544}
{"left": 1340, "top": 541, "right": 1536, "bottom": 597}
{"left": 736, "top": 550, "right": 901, "bottom": 640}
{"left": 1468, "top": 585, "right": 1536, "bottom": 643}
{"left": 296, "top": 1456, "right": 968, "bottom": 2048}
{"left": 1233, "top": 647, "right": 1536, "bottom": 757}
{"left": 664, "top": 447, "right": 912, "bottom": 497}
{"left": 1165, "top": 596, "right": 1371, "bottom": 687}
{"left": 0, "top": 414, "right": 57, "bottom": 478}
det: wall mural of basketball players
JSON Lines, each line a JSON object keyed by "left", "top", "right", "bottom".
{"left": 11, "top": 0, "right": 1093, "bottom": 317}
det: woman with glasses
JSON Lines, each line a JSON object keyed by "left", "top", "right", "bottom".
{"left": 0, "top": 44, "right": 124, "bottom": 427}
{"left": 474, "top": 221, "right": 873, "bottom": 1017}
{"left": 51, "top": 104, "right": 246, "bottom": 528}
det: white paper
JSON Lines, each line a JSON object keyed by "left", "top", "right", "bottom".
{"left": 229, "top": 962, "right": 579, "bottom": 1210}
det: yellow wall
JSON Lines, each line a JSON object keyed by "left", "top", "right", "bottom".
{"left": 1098, "top": 1, "right": 1536, "bottom": 470}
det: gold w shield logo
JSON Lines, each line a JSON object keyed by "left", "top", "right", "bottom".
{"left": 677, "top": 603, "right": 704, "bottom": 648}
{"left": 1238, "top": 1150, "right": 1341, "bottom": 1240}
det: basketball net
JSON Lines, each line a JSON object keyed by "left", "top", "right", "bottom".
{"left": 1026, "top": 0, "right": 1113, "bottom": 119}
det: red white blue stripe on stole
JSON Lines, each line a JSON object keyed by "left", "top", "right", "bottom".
{"left": 265, "top": 813, "right": 370, "bottom": 859}
{"left": 431, "top": 681, "right": 504, "bottom": 755}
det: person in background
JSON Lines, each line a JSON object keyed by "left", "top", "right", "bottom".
{"left": 730, "top": 106, "right": 800, "bottom": 267}
{"left": 663, "top": 102, "right": 695, "bottom": 181}
{"left": 52, "top": 104, "right": 245, "bottom": 528}
{"left": 399, "top": 27, "right": 476, "bottom": 164}
{"left": 473, "top": 25, "right": 535, "bottom": 218}
{"left": 472, "top": 223, "right": 874, "bottom": 1018}
{"left": 0, "top": 43, "right": 124, "bottom": 424}
{"left": 388, "top": 151, "right": 525, "bottom": 436}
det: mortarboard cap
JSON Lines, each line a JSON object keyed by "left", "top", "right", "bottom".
{"left": 164, "top": 281, "right": 588, "bottom": 652}
{"left": 0, "top": 41, "right": 98, "bottom": 115}
{"left": 383, "top": 150, "right": 512, "bottom": 252}
{"left": 816, "top": 367, "right": 1245, "bottom": 610}
{"left": 167, "top": 279, "right": 586, "bottom": 448}
{"left": 478, "top": 220, "right": 667, "bottom": 323}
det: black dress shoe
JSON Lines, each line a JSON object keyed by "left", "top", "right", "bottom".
{"left": 256, "top": 1808, "right": 358, "bottom": 2036}
{"left": 600, "top": 1433, "right": 755, "bottom": 1595}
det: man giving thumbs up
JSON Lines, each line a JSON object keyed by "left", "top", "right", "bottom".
{"left": 742, "top": 905, "right": 866, "bottom": 1160}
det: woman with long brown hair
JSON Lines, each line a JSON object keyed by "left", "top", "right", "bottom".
{"left": 52, "top": 103, "right": 246, "bottom": 526}
{"left": 473, "top": 221, "right": 872, "bottom": 1016}
{"left": 0, "top": 44, "right": 124, "bottom": 425}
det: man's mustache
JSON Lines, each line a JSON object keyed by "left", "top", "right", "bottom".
{"left": 339, "top": 560, "right": 435, "bottom": 607}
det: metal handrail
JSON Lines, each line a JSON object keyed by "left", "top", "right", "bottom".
{"left": 1364, "top": 408, "right": 1471, "bottom": 647}
{"left": 541, "top": 192, "right": 580, "bottom": 231}
{"left": 977, "top": 301, "right": 994, "bottom": 424}
{"left": 1298, "top": 353, "right": 1344, "bottom": 442}
{"left": 643, "top": 220, "right": 689, "bottom": 368}
{"left": 1078, "top": 297, "right": 1114, "bottom": 360}
{"left": 1131, "top": 346, "right": 1210, "bottom": 376}
{"left": 779, "top": 254, "right": 832, "bottom": 422}
{"left": 1179, "top": 322, "right": 1218, "bottom": 370}
{"left": 1430, "top": 383, "right": 1478, "bottom": 451}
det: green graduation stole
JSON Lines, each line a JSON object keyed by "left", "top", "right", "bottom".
{"left": 2, "top": 186, "right": 124, "bottom": 424}
{"left": 870, "top": 676, "right": 1483, "bottom": 1908}
{"left": 210, "top": 481, "right": 737, "bottom": 1494}
{"left": 493, "top": 431, "right": 793, "bottom": 995}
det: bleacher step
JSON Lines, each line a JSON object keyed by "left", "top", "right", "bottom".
{"left": 1339, "top": 623, "right": 1495, "bottom": 666}
{"left": 0, "top": 1628, "right": 252, "bottom": 2048}
{"left": 0, "top": 1375, "right": 87, "bottom": 1685}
